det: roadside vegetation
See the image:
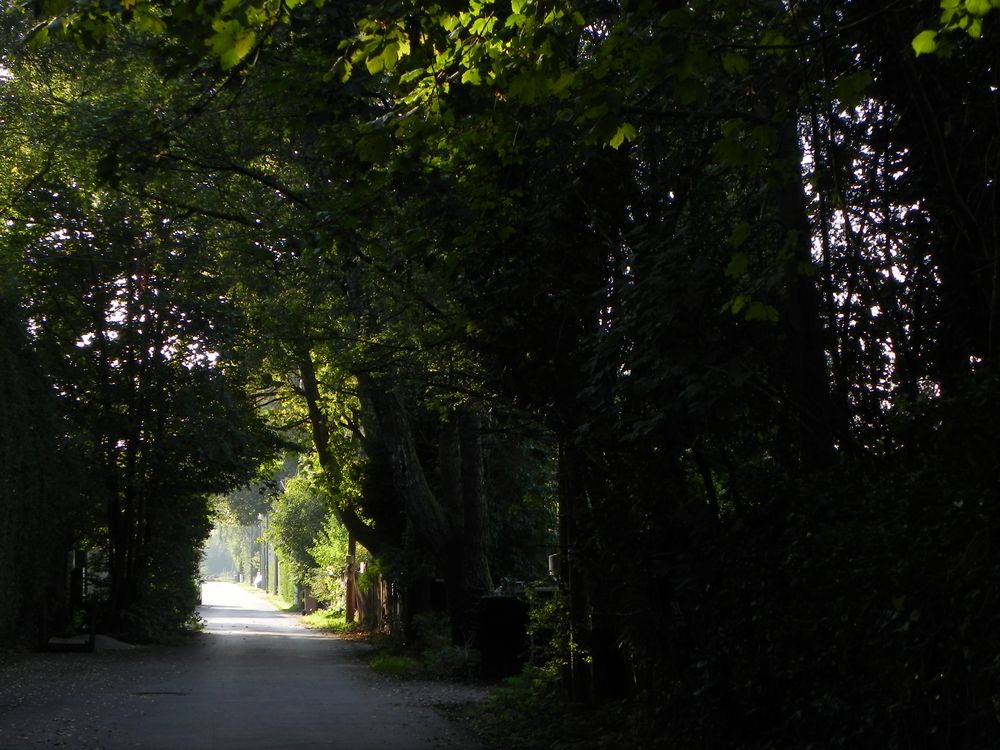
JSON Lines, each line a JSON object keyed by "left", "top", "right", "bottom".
{"left": 301, "top": 609, "right": 358, "bottom": 635}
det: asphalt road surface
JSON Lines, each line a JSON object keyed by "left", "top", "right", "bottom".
{"left": 0, "top": 582, "right": 486, "bottom": 749}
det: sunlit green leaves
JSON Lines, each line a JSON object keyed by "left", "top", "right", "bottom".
{"left": 207, "top": 19, "right": 257, "bottom": 70}
{"left": 133, "top": 11, "right": 167, "bottom": 35}
{"left": 912, "top": 29, "right": 939, "bottom": 55}
{"left": 25, "top": 24, "right": 50, "bottom": 49}
{"left": 964, "top": 0, "right": 993, "bottom": 16}
{"left": 914, "top": 0, "right": 998, "bottom": 53}
{"left": 609, "top": 122, "right": 636, "bottom": 150}
{"left": 350, "top": 18, "right": 411, "bottom": 75}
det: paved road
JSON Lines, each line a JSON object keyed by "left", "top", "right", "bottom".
{"left": 0, "top": 582, "right": 485, "bottom": 749}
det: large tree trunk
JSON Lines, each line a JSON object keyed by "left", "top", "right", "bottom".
{"left": 440, "top": 409, "right": 494, "bottom": 643}
{"left": 355, "top": 373, "right": 451, "bottom": 559}
{"left": 883, "top": 23, "right": 1000, "bottom": 388}
{"left": 775, "top": 117, "right": 838, "bottom": 469}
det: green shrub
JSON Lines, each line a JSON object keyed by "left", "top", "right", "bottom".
{"left": 369, "top": 653, "right": 419, "bottom": 677}
{"left": 423, "top": 643, "right": 481, "bottom": 681}
{"left": 470, "top": 667, "right": 566, "bottom": 749}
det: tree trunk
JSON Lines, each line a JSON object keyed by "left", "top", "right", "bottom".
{"left": 439, "top": 408, "right": 493, "bottom": 643}
{"left": 558, "top": 436, "right": 592, "bottom": 703}
{"left": 775, "top": 116, "right": 838, "bottom": 469}
{"left": 458, "top": 409, "right": 492, "bottom": 597}
{"left": 298, "top": 351, "right": 385, "bottom": 556}
{"left": 355, "top": 373, "right": 451, "bottom": 559}
{"left": 439, "top": 415, "right": 467, "bottom": 643}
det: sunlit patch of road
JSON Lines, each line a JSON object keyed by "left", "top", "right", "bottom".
{"left": 198, "top": 581, "right": 334, "bottom": 639}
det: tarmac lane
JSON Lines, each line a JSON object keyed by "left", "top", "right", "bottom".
{"left": 0, "top": 582, "right": 485, "bottom": 750}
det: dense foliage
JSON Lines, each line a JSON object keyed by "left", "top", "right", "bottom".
{"left": 0, "top": 20, "right": 280, "bottom": 640}
{"left": 0, "top": 293, "right": 81, "bottom": 645}
{"left": 3, "top": 0, "right": 1000, "bottom": 744}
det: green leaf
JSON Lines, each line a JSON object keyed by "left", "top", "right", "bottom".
{"left": 674, "top": 78, "right": 705, "bottom": 105}
{"left": 207, "top": 20, "right": 256, "bottom": 70}
{"left": 327, "top": 57, "right": 353, "bottom": 83}
{"left": 833, "top": 70, "right": 873, "bottom": 111}
{"left": 365, "top": 52, "right": 385, "bottom": 74}
{"left": 712, "top": 136, "right": 749, "bottom": 167}
{"left": 609, "top": 123, "right": 637, "bottom": 150}
{"left": 725, "top": 253, "right": 750, "bottom": 279}
{"left": 134, "top": 13, "right": 167, "bottom": 34}
{"left": 722, "top": 53, "right": 749, "bottom": 76}
{"left": 366, "top": 42, "right": 401, "bottom": 74}
{"left": 469, "top": 16, "right": 496, "bottom": 35}
{"left": 26, "top": 25, "right": 49, "bottom": 50}
{"left": 759, "top": 29, "right": 790, "bottom": 54}
{"left": 549, "top": 71, "right": 575, "bottom": 95}
{"left": 966, "top": 0, "right": 992, "bottom": 16}
{"left": 729, "top": 222, "right": 751, "bottom": 247}
{"left": 746, "top": 301, "right": 780, "bottom": 323}
{"left": 912, "top": 29, "right": 938, "bottom": 55}
{"left": 508, "top": 71, "right": 545, "bottom": 102}
{"left": 356, "top": 133, "right": 393, "bottom": 163}
{"left": 720, "top": 118, "right": 743, "bottom": 138}
{"left": 461, "top": 68, "right": 482, "bottom": 85}
{"left": 230, "top": 30, "right": 256, "bottom": 66}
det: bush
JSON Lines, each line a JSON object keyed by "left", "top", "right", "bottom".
{"left": 406, "top": 612, "right": 480, "bottom": 680}
{"left": 369, "top": 653, "right": 419, "bottom": 677}
{"left": 469, "top": 667, "right": 577, "bottom": 749}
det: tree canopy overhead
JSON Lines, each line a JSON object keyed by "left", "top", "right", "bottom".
{"left": 3, "top": 0, "right": 1000, "bottom": 744}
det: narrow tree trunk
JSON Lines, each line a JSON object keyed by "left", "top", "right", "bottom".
{"left": 298, "top": 351, "right": 385, "bottom": 555}
{"left": 346, "top": 535, "right": 357, "bottom": 624}
{"left": 459, "top": 409, "right": 492, "bottom": 597}
{"left": 558, "top": 436, "right": 592, "bottom": 703}
{"left": 439, "top": 415, "right": 467, "bottom": 643}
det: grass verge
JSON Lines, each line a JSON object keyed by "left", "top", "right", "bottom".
{"left": 302, "top": 608, "right": 356, "bottom": 632}
{"left": 368, "top": 652, "right": 420, "bottom": 677}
